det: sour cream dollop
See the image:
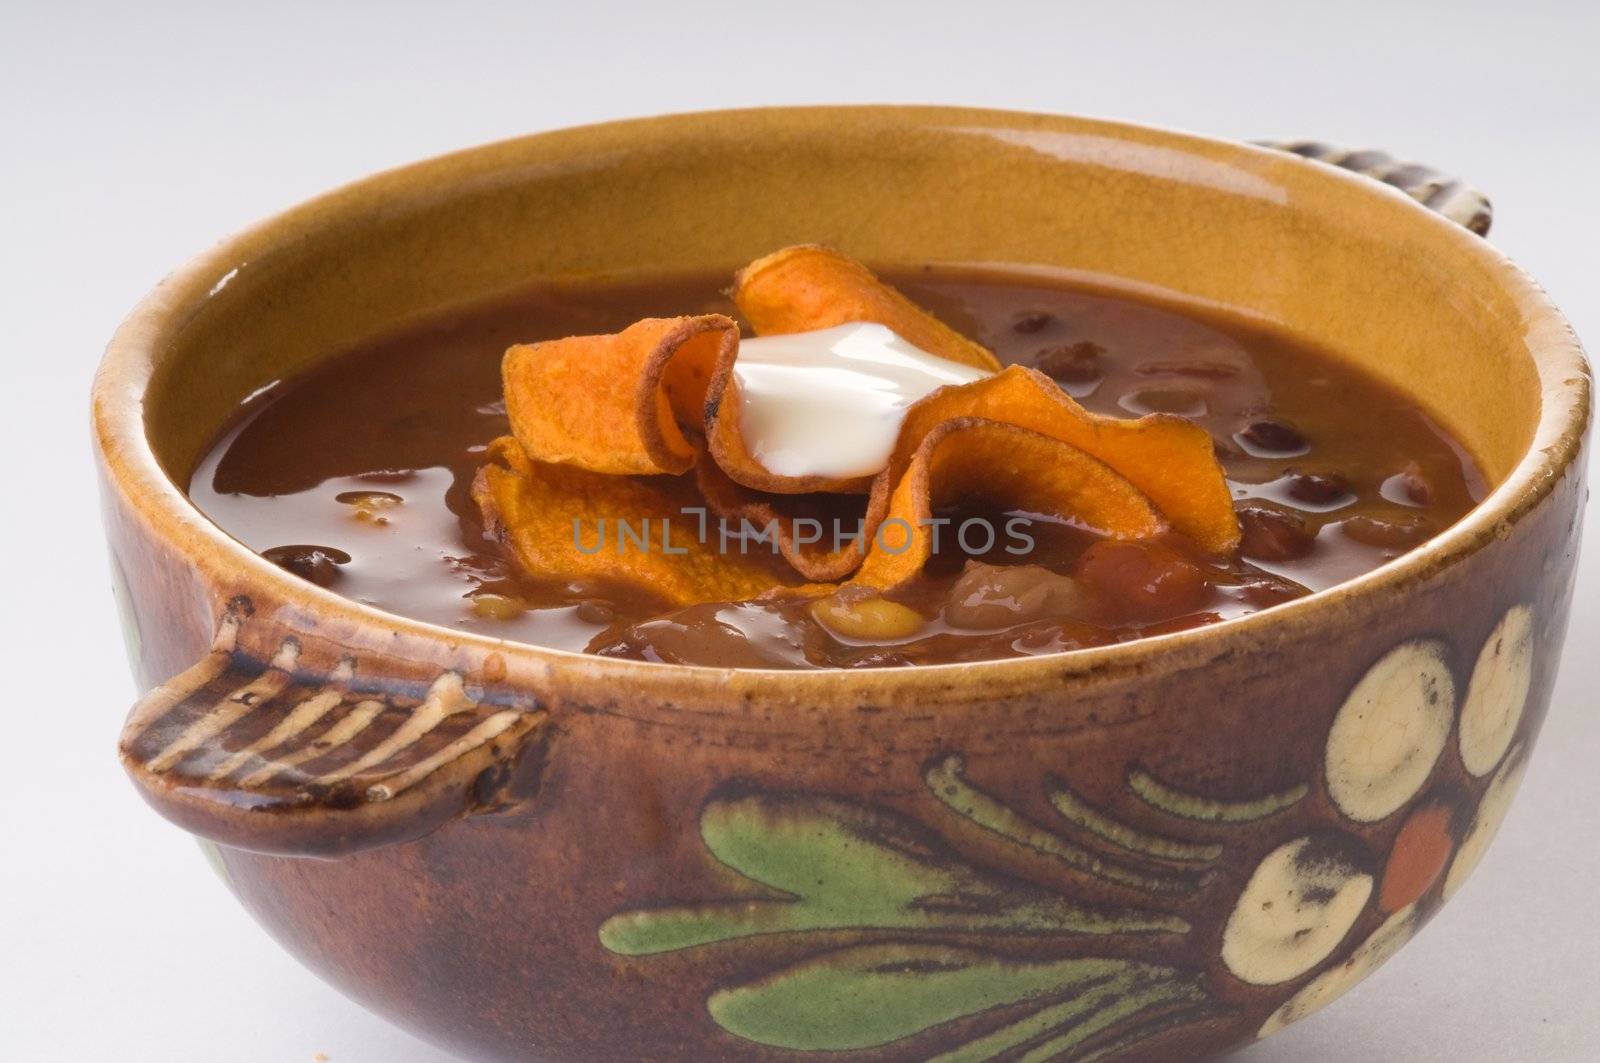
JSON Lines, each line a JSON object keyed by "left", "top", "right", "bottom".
{"left": 730, "top": 322, "right": 992, "bottom": 480}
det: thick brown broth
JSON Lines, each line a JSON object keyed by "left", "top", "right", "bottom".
{"left": 190, "top": 269, "right": 1485, "bottom": 668}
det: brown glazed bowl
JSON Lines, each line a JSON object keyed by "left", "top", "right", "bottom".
{"left": 97, "top": 107, "right": 1589, "bottom": 1061}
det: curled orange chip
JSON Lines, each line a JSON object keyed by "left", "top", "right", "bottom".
{"left": 484, "top": 248, "right": 1238, "bottom": 605}
{"left": 732, "top": 245, "right": 1002, "bottom": 372}
{"left": 694, "top": 459, "right": 870, "bottom": 582}
{"left": 503, "top": 315, "right": 738, "bottom": 476}
{"left": 473, "top": 437, "right": 790, "bottom": 607}
{"left": 853, "top": 419, "right": 1168, "bottom": 590}
{"left": 730, "top": 247, "right": 1233, "bottom": 550}
{"left": 696, "top": 364, "right": 1238, "bottom": 580}
{"left": 887, "top": 366, "right": 1240, "bottom": 554}
{"left": 501, "top": 312, "right": 877, "bottom": 496}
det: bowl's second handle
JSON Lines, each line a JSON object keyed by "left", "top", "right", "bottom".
{"left": 1259, "top": 140, "right": 1492, "bottom": 235}
{"left": 118, "top": 598, "right": 545, "bottom": 856}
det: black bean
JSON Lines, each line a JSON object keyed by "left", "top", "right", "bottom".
{"left": 1011, "top": 310, "right": 1055, "bottom": 334}
{"left": 1340, "top": 514, "right": 1435, "bottom": 550}
{"left": 1236, "top": 505, "right": 1316, "bottom": 561}
{"left": 1381, "top": 463, "right": 1434, "bottom": 507}
{"left": 1237, "top": 418, "right": 1309, "bottom": 455}
{"left": 576, "top": 600, "right": 616, "bottom": 625}
{"left": 1034, "top": 341, "right": 1104, "bottom": 383}
{"left": 1286, "top": 471, "right": 1351, "bottom": 506}
{"left": 263, "top": 544, "right": 352, "bottom": 587}
{"left": 1238, "top": 576, "right": 1305, "bottom": 608}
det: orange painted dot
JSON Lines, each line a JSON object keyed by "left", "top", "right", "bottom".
{"left": 1379, "top": 803, "right": 1455, "bottom": 913}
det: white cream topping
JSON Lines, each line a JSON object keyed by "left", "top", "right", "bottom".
{"left": 730, "top": 323, "right": 991, "bottom": 480}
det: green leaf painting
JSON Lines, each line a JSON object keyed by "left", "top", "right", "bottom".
{"left": 597, "top": 764, "right": 1257, "bottom": 1058}
{"left": 600, "top": 789, "right": 1186, "bottom": 956}
{"left": 925, "top": 755, "right": 1206, "bottom": 895}
{"left": 708, "top": 943, "right": 1195, "bottom": 1053}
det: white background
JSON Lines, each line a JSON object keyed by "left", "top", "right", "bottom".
{"left": 2, "top": 2, "right": 1596, "bottom": 1060}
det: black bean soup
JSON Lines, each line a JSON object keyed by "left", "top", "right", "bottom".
{"left": 190, "top": 269, "right": 1485, "bottom": 668}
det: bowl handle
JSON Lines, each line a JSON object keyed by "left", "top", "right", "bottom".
{"left": 1259, "top": 140, "right": 1492, "bottom": 236}
{"left": 118, "top": 597, "right": 546, "bottom": 857}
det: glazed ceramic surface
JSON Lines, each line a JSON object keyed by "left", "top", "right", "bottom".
{"left": 96, "top": 108, "right": 1589, "bottom": 1061}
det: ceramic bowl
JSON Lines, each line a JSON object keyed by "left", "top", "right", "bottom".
{"left": 96, "top": 107, "right": 1590, "bottom": 1061}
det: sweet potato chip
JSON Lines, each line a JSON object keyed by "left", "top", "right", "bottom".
{"left": 482, "top": 248, "right": 1238, "bottom": 605}
{"left": 729, "top": 247, "right": 1234, "bottom": 550}
{"left": 732, "top": 245, "right": 1002, "bottom": 372}
{"left": 694, "top": 459, "right": 870, "bottom": 581}
{"left": 695, "top": 363, "right": 1238, "bottom": 578}
{"left": 501, "top": 312, "right": 878, "bottom": 496}
{"left": 853, "top": 419, "right": 1168, "bottom": 589}
{"left": 885, "top": 366, "right": 1240, "bottom": 554}
{"left": 503, "top": 315, "right": 737, "bottom": 476}
{"left": 473, "top": 437, "right": 790, "bottom": 606}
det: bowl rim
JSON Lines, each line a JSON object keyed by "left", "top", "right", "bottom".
{"left": 92, "top": 104, "right": 1592, "bottom": 701}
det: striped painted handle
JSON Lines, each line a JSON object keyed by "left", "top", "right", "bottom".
{"left": 1259, "top": 140, "right": 1492, "bottom": 236}
{"left": 119, "top": 598, "right": 545, "bottom": 856}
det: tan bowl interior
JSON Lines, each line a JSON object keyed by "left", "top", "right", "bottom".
{"left": 143, "top": 107, "right": 1547, "bottom": 525}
